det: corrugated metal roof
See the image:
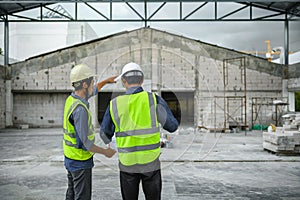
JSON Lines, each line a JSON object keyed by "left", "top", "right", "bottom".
{"left": 0, "top": 3, "right": 52, "bottom": 16}
{"left": 247, "top": 2, "right": 300, "bottom": 17}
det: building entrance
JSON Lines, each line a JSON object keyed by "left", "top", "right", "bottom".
{"left": 161, "top": 91, "right": 194, "bottom": 126}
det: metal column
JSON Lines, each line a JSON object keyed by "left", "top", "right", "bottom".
{"left": 284, "top": 14, "right": 289, "bottom": 66}
{"left": 4, "top": 15, "right": 9, "bottom": 66}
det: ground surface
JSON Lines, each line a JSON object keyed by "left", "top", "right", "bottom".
{"left": 0, "top": 128, "right": 299, "bottom": 200}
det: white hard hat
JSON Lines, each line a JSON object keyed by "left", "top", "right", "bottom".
{"left": 114, "top": 62, "right": 143, "bottom": 82}
{"left": 70, "top": 64, "right": 94, "bottom": 83}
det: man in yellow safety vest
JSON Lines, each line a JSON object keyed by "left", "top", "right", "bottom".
{"left": 63, "top": 63, "right": 116, "bottom": 200}
{"left": 100, "top": 62, "right": 178, "bottom": 200}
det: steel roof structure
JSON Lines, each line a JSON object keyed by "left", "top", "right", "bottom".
{"left": 1, "top": 1, "right": 300, "bottom": 66}
{"left": 1, "top": 1, "right": 300, "bottom": 22}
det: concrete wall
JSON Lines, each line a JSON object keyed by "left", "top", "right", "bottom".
{"left": 6, "top": 28, "right": 289, "bottom": 129}
{"left": 13, "top": 93, "right": 68, "bottom": 128}
{"left": 287, "top": 63, "right": 300, "bottom": 91}
{"left": 286, "top": 63, "right": 300, "bottom": 112}
{"left": 10, "top": 63, "right": 73, "bottom": 127}
{"left": 0, "top": 66, "right": 5, "bottom": 128}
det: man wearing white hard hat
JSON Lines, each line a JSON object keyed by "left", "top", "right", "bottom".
{"left": 100, "top": 62, "right": 178, "bottom": 200}
{"left": 63, "top": 64, "right": 116, "bottom": 200}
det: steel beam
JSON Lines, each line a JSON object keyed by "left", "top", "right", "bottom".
{"left": 1, "top": 2, "right": 299, "bottom": 22}
{"left": 4, "top": 15, "right": 9, "bottom": 66}
{"left": 284, "top": 14, "right": 289, "bottom": 65}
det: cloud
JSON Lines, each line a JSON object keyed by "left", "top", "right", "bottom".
{"left": 111, "top": 20, "right": 298, "bottom": 53}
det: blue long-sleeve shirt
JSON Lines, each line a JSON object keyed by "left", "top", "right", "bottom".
{"left": 64, "top": 86, "right": 98, "bottom": 172}
{"left": 100, "top": 86, "right": 178, "bottom": 144}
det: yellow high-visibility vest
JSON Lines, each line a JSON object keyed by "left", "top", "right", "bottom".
{"left": 63, "top": 95, "right": 94, "bottom": 161}
{"left": 110, "top": 91, "right": 161, "bottom": 166}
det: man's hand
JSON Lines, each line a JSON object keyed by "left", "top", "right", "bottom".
{"left": 97, "top": 75, "right": 118, "bottom": 91}
{"left": 103, "top": 148, "right": 116, "bottom": 158}
{"left": 88, "top": 144, "right": 116, "bottom": 158}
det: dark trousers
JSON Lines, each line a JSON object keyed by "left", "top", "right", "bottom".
{"left": 120, "top": 169, "right": 162, "bottom": 200}
{"left": 66, "top": 169, "right": 92, "bottom": 200}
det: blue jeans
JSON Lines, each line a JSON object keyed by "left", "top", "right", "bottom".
{"left": 66, "top": 169, "right": 92, "bottom": 200}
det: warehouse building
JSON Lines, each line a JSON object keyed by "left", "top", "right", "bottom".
{"left": 0, "top": 27, "right": 299, "bottom": 130}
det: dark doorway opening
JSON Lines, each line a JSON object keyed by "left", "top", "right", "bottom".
{"left": 161, "top": 91, "right": 194, "bottom": 126}
{"left": 98, "top": 92, "right": 123, "bottom": 124}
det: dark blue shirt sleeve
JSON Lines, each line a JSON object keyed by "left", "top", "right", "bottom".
{"left": 156, "top": 95, "right": 179, "bottom": 132}
{"left": 100, "top": 106, "right": 115, "bottom": 144}
{"left": 72, "top": 105, "right": 94, "bottom": 150}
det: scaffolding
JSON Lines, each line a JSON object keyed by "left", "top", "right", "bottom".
{"left": 214, "top": 57, "right": 247, "bottom": 133}
{"left": 251, "top": 97, "right": 288, "bottom": 128}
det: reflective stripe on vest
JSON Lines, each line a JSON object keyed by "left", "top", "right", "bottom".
{"left": 110, "top": 91, "right": 161, "bottom": 166}
{"left": 63, "top": 95, "right": 94, "bottom": 161}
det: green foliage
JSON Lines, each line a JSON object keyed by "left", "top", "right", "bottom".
{"left": 295, "top": 92, "right": 300, "bottom": 111}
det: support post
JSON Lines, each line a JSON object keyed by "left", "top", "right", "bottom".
{"left": 284, "top": 15, "right": 289, "bottom": 65}
{"left": 4, "top": 16, "right": 9, "bottom": 66}
{"left": 144, "top": 0, "right": 147, "bottom": 27}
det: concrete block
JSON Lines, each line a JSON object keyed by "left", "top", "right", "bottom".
{"left": 263, "top": 131, "right": 300, "bottom": 154}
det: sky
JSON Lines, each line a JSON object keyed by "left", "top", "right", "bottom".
{"left": 88, "top": 21, "right": 300, "bottom": 53}
{"left": 82, "top": 2, "right": 300, "bottom": 54}
{"left": 1, "top": 2, "right": 300, "bottom": 61}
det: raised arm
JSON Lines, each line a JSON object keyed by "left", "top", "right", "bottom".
{"left": 97, "top": 75, "right": 118, "bottom": 91}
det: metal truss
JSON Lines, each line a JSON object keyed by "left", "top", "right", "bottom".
{"left": 1, "top": 1, "right": 300, "bottom": 24}
{"left": 0, "top": 1, "right": 299, "bottom": 66}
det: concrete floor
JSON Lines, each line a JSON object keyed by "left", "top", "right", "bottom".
{"left": 0, "top": 127, "right": 300, "bottom": 200}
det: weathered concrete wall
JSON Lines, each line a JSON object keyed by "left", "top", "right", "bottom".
{"left": 287, "top": 63, "right": 300, "bottom": 79}
{"left": 12, "top": 63, "right": 73, "bottom": 91}
{"left": 0, "top": 66, "right": 5, "bottom": 128}
{"left": 288, "top": 77, "right": 300, "bottom": 92}
{"left": 288, "top": 63, "right": 300, "bottom": 92}
{"left": 10, "top": 63, "right": 74, "bottom": 128}
{"left": 13, "top": 93, "right": 68, "bottom": 127}
{"left": 7, "top": 28, "right": 288, "bottom": 128}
